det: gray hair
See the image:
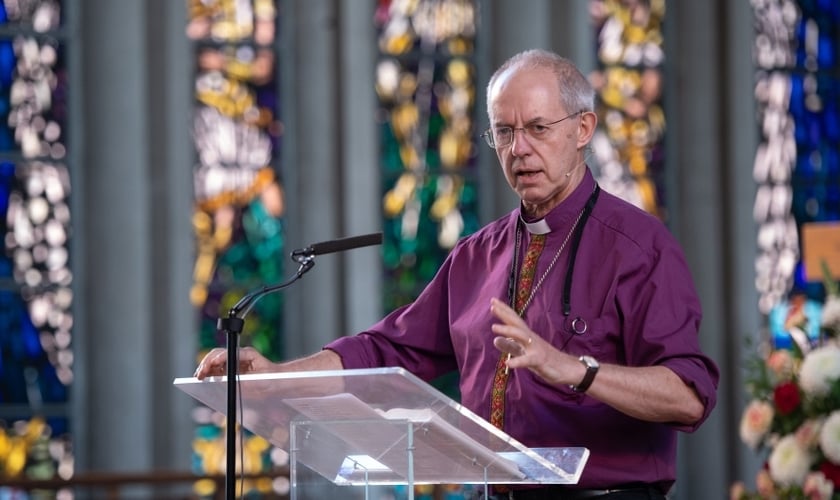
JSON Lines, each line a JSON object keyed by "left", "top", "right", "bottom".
{"left": 486, "top": 49, "right": 595, "bottom": 118}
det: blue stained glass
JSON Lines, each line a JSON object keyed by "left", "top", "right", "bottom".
{"left": 792, "top": 1, "right": 839, "bottom": 70}
{"left": 0, "top": 289, "right": 67, "bottom": 404}
{"left": 825, "top": 144, "right": 840, "bottom": 176}
{"left": 789, "top": 73, "right": 804, "bottom": 112}
{"left": 789, "top": 68, "right": 840, "bottom": 288}
{"left": 20, "top": 311, "right": 39, "bottom": 359}
{"left": 0, "top": 291, "right": 28, "bottom": 402}
{"left": 0, "top": 42, "right": 13, "bottom": 152}
{"left": 0, "top": 161, "right": 12, "bottom": 215}
{"left": 817, "top": 35, "right": 835, "bottom": 68}
{"left": 0, "top": 1, "right": 62, "bottom": 29}
{"left": 0, "top": 40, "right": 14, "bottom": 88}
{"left": 47, "top": 417, "right": 68, "bottom": 436}
{"left": 255, "top": 84, "right": 281, "bottom": 151}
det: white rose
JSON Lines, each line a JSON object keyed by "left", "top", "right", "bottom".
{"left": 819, "top": 410, "right": 840, "bottom": 463}
{"left": 768, "top": 434, "right": 813, "bottom": 486}
{"left": 799, "top": 344, "right": 840, "bottom": 396}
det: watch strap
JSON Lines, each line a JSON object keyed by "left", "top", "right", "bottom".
{"left": 572, "top": 355, "right": 598, "bottom": 393}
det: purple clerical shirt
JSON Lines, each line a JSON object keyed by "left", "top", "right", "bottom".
{"left": 326, "top": 169, "right": 719, "bottom": 491}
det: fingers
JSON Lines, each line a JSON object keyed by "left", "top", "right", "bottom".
{"left": 489, "top": 297, "right": 531, "bottom": 346}
{"left": 194, "top": 347, "right": 227, "bottom": 379}
{"left": 194, "top": 346, "right": 272, "bottom": 379}
{"left": 493, "top": 336, "right": 527, "bottom": 357}
{"left": 490, "top": 297, "right": 543, "bottom": 371}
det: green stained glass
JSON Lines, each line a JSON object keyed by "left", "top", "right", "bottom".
{"left": 375, "top": 3, "right": 479, "bottom": 496}
{"left": 375, "top": 0, "right": 480, "bottom": 312}
{"left": 187, "top": 0, "right": 286, "bottom": 494}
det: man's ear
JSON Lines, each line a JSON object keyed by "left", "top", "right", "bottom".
{"left": 577, "top": 111, "right": 598, "bottom": 150}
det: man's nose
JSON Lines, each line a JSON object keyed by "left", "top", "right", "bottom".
{"left": 510, "top": 127, "right": 532, "bottom": 155}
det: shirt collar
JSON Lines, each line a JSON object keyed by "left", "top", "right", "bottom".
{"left": 520, "top": 217, "right": 551, "bottom": 234}
{"left": 517, "top": 167, "right": 597, "bottom": 234}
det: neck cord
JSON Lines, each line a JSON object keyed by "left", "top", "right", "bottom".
{"left": 508, "top": 184, "right": 601, "bottom": 317}
{"left": 563, "top": 184, "right": 600, "bottom": 315}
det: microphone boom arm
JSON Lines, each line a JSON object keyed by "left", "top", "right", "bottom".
{"left": 216, "top": 255, "right": 314, "bottom": 500}
{"left": 220, "top": 256, "right": 315, "bottom": 325}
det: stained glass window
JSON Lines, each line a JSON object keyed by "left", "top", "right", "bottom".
{"left": 374, "top": 1, "right": 479, "bottom": 498}
{"left": 751, "top": 0, "right": 840, "bottom": 323}
{"left": 589, "top": 0, "right": 667, "bottom": 218}
{"left": 375, "top": 0, "right": 480, "bottom": 313}
{"left": 186, "top": 0, "right": 287, "bottom": 497}
{"left": 0, "top": 0, "right": 73, "bottom": 492}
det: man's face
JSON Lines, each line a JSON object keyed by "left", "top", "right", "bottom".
{"left": 487, "top": 66, "right": 585, "bottom": 219}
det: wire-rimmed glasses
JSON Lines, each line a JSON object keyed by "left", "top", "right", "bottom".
{"left": 481, "top": 111, "right": 582, "bottom": 148}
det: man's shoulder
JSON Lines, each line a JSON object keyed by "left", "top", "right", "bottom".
{"left": 592, "top": 188, "right": 679, "bottom": 248}
{"left": 454, "top": 211, "right": 515, "bottom": 248}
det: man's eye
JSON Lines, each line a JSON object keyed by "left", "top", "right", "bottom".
{"left": 496, "top": 128, "right": 512, "bottom": 139}
{"left": 529, "top": 124, "right": 549, "bottom": 135}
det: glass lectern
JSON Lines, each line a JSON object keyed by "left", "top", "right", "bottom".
{"left": 174, "top": 367, "right": 588, "bottom": 499}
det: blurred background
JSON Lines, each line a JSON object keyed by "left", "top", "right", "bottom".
{"left": 0, "top": 0, "right": 837, "bottom": 498}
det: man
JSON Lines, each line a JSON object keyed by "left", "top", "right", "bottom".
{"left": 196, "top": 49, "right": 719, "bottom": 499}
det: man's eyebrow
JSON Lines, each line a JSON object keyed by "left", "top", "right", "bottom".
{"left": 492, "top": 116, "right": 549, "bottom": 127}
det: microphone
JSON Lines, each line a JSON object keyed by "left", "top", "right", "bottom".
{"left": 291, "top": 232, "right": 383, "bottom": 259}
{"left": 565, "top": 148, "right": 594, "bottom": 178}
{"left": 564, "top": 160, "right": 585, "bottom": 178}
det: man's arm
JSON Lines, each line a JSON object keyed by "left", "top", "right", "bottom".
{"left": 490, "top": 297, "right": 705, "bottom": 425}
{"left": 194, "top": 346, "right": 343, "bottom": 379}
{"left": 577, "top": 363, "right": 704, "bottom": 424}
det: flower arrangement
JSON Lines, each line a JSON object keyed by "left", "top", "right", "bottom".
{"left": 732, "top": 264, "right": 840, "bottom": 499}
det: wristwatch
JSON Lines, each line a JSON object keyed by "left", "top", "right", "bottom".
{"left": 571, "top": 355, "right": 599, "bottom": 393}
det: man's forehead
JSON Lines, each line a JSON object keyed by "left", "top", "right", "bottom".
{"left": 489, "top": 67, "right": 560, "bottom": 118}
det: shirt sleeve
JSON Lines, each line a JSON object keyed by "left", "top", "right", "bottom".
{"left": 326, "top": 252, "right": 460, "bottom": 382}
{"left": 618, "top": 231, "right": 720, "bottom": 433}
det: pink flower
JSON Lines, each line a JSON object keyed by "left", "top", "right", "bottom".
{"left": 795, "top": 418, "right": 825, "bottom": 449}
{"left": 728, "top": 481, "right": 746, "bottom": 500}
{"left": 766, "top": 349, "right": 795, "bottom": 379}
{"left": 756, "top": 468, "right": 775, "bottom": 497}
{"left": 784, "top": 295, "right": 808, "bottom": 330}
{"left": 803, "top": 471, "right": 834, "bottom": 500}
{"left": 740, "top": 400, "right": 775, "bottom": 448}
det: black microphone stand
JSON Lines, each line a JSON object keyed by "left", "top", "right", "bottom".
{"left": 215, "top": 252, "right": 316, "bottom": 500}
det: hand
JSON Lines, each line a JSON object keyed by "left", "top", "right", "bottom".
{"left": 489, "top": 297, "right": 578, "bottom": 386}
{"left": 194, "top": 346, "right": 277, "bottom": 380}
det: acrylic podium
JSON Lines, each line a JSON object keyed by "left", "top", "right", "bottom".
{"left": 174, "top": 367, "right": 588, "bottom": 499}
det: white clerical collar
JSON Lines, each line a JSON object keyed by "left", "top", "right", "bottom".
{"left": 520, "top": 216, "right": 551, "bottom": 234}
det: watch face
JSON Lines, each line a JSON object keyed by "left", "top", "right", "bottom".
{"left": 581, "top": 355, "right": 598, "bottom": 368}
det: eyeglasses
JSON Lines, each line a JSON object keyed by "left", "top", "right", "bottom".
{"left": 481, "top": 111, "right": 582, "bottom": 148}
